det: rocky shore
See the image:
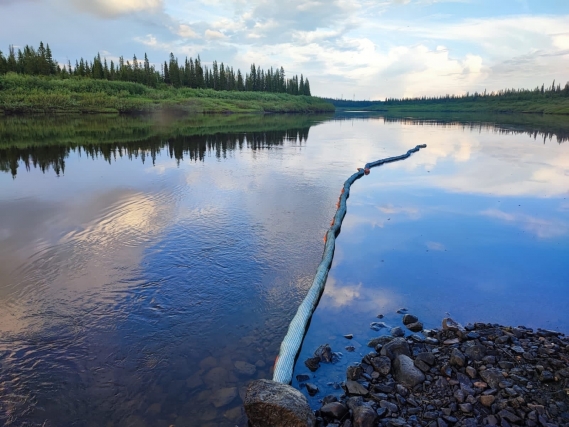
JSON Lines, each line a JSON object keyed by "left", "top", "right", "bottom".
{"left": 288, "top": 316, "right": 569, "bottom": 427}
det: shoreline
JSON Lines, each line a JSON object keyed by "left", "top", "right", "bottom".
{"left": 290, "top": 315, "right": 569, "bottom": 427}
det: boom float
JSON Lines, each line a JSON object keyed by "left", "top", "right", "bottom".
{"left": 272, "top": 144, "right": 427, "bottom": 384}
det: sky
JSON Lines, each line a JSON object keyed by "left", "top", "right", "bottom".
{"left": 1, "top": 0, "right": 568, "bottom": 99}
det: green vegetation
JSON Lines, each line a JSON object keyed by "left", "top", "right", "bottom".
{"left": 324, "top": 81, "right": 569, "bottom": 115}
{"left": 0, "top": 73, "right": 334, "bottom": 114}
{"left": 0, "top": 42, "right": 311, "bottom": 94}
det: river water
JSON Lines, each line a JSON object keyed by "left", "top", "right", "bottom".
{"left": 0, "top": 112, "right": 568, "bottom": 426}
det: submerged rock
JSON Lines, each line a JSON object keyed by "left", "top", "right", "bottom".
{"left": 245, "top": 379, "right": 315, "bottom": 427}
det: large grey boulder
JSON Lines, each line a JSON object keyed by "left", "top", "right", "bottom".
{"left": 393, "top": 355, "right": 425, "bottom": 388}
{"left": 244, "top": 379, "right": 315, "bottom": 427}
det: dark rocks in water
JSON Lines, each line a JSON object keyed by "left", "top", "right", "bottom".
{"left": 402, "top": 314, "right": 418, "bottom": 325}
{"left": 314, "top": 344, "right": 333, "bottom": 363}
{"left": 390, "top": 326, "right": 405, "bottom": 337}
{"left": 376, "top": 314, "right": 384, "bottom": 319}
{"left": 296, "top": 374, "right": 310, "bottom": 383}
{"left": 396, "top": 308, "right": 408, "bottom": 314}
{"left": 344, "top": 334, "right": 354, "bottom": 339}
{"left": 245, "top": 379, "right": 315, "bottom": 427}
{"left": 392, "top": 354, "right": 425, "bottom": 388}
{"left": 305, "top": 383, "right": 318, "bottom": 396}
{"left": 370, "top": 322, "right": 388, "bottom": 331}
{"left": 304, "top": 357, "right": 320, "bottom": 372}
{"left": 345, "top": 345, "right": 355, "bottom": 352}
{"left": 406, "top": 321, "right": 423, "bottom": 332}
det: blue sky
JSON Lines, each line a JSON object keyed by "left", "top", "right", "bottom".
{"left": 1, "top": 0, "right": 568, "bottom": 99}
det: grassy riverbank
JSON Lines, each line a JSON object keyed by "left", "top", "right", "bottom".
{"left": 325, "top": 85, "right": 569, "bottom": 115}
{"left": 0, "top": 73, "right": 334, "bottom": 114}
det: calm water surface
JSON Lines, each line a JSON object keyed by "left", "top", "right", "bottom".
{"left": 0, "top": 113, "right": 568, "bottom": 425}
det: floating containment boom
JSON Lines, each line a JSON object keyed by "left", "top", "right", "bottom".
{"left": 272, "top": 144, "right": 427, "bottom": 384}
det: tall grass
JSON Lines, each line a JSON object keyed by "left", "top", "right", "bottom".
{"left": 0, "top": 73, "right": 334, "bottom": 114}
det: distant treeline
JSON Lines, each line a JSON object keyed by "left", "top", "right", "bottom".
{"left": 0, "top": 42, "right": 311, "bottom": 96}
{"left": 324, "top": 80, "right": 569, "bottom": 109}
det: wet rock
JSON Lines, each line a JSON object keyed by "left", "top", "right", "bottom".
{"left": 344, "top": 334, "right": 354, "bottom": 339}
{"left": 186, "top": 372, "right": 203, "bottom": 389}
{"left": 393, "top": 354, "right": 425, "bottom": 388}
{"left": 370, "top": 322, "right": 388, "bottom": 331}
{"left": 380, "top": 400, "right": 398, "bottom": 413}
{"left": 353, "top": 405, "right": 376, "bottom": 427}
{"left": 211, "top": 387, "right": 238, "bottom": 408}
{"left": 380, "top": 338, "right": 411, "bottom": 360}
{"left": 402, "top": 314, "right": 419, "bottom": 325}
{"left": 320, "top": 402, "right": 348, "bottom": 420}
{"left": 367, "top": 336, "right": 393, "bottom": 348}
{"left": 314, "top": 344, "right": 334, "bottom": 363}
{"left": 296, "top": 374, "right": 310, "bottom": 383}
{"left": 346, "top": 346, "right": 355, "bottom": 352}
{"left": 391, "top": 327, "right": 405, "bottom": 337}
{"left": 305, "top": 357, "right": 320, "bottom": 372}
{"left": 234, "top": 360, "right": 257, "bottom": 376}
{"left": 245, "top": 379, "right": 315, "bottom": 427}
{"left": 305, "top": 383, "right": 318, "bottom": 396}
{"left": 406, "top": 322, "right": 424, "bottom": 332}
{"left": 396, "top": 308, "right": 408, "bottom": 314}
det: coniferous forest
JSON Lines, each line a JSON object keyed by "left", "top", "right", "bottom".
{"left": 0, "top": 42, "right": 311, "bottom": 96}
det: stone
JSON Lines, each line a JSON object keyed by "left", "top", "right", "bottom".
{"left": 459, "top": 403, "right": 472, "bottom": 413}
{"left": 464, "top": 344, "right": 486, "bottom": 361}
{"left": 314, "top": 344, "right": 334, "bottom": 362}
{"left": 244, "top": 379, "right": 315, "bottom": 427}
{"left": 391, "top": 327, "right": 405, "bottom": 337}
{"left": 539, "top": 371, "right": 554, "bottom": 382}
{"left": 234, "top": 361, "right": 257, "bottom": 376}
{"left": 480, "top": 369, "right": 504, "bottom": 389}
{"left": 296, "top": 374, "right": 310, "bottom": 383}
{"left": 320, "top": 402, "right": 348, "bottom": 420}
{"left": 186, "top": 372, "right": 203, "bottom": 389}
{"left": 370, "top": 356, "right": 391, "bottom": 376}
{"left": 344, "top": 334, "right": 354, "bottom": 339}
{"left": 393, "top": 354, "right": 426, "bottom": 388}
{"left": 347, "top": 365, "right": 363, "bottom": 380}
{"left": 414, "top": 359, "right": 430, "bottom": 373}
{"left": 305, "top": 357, "right": 320, "bottom": 372}
{"left": 305, "top": 383, "right": 318, "bottom": 396}
{"left": 402, "top": 314, "right": 419, "bottom": 325}
{"left": 406, "top": 322, "right": 424, "bottom": 332}
{"left": 367, "top": 336, "right": 393, "bottom": 348}
{"left": 353, "top": 405, "right": 377, "bottom": 427}
{"left": 480, "top": 395, "right": 495, "bottom": 407}
{"left": 345, "top": 346, "right": 355, "bottom": 352}
{"left": 380, "top": 400, "right": 399, "bottom": 413}
{"left": 416, "top": 352, "right": 436, "bottom": 366}
{"left": 443, "top": 338, "right": 460, "bottom": 345}
{"left": 465, "top": 366, "right": 477, "bottom": 379}
{"left": 450, "top": 348, "right": 466, "bottom": 367}
{"left": 211, "top": 387, "right": 237, "bottom": 408}
{"left": 344, "top": 380, "right": 369, "bottom": 396}
{"left": 380, "top": 338, "right": 411, "bottom": 360}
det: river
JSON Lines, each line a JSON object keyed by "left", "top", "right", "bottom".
{"left": 0, "top": 112, "right": 568, "bottom": 426}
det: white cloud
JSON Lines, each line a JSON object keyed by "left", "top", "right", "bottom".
{"left": 177, "top": 24, "right": 199, "bottom": 39}
{"left": 481, "top": 209, "right": 568, "bottom": 239}
{"left": 205, "top": 29, "right": 226, "bottom": 40}
{"left": 69, "top": 0, "right": 163, "bottom": 17}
